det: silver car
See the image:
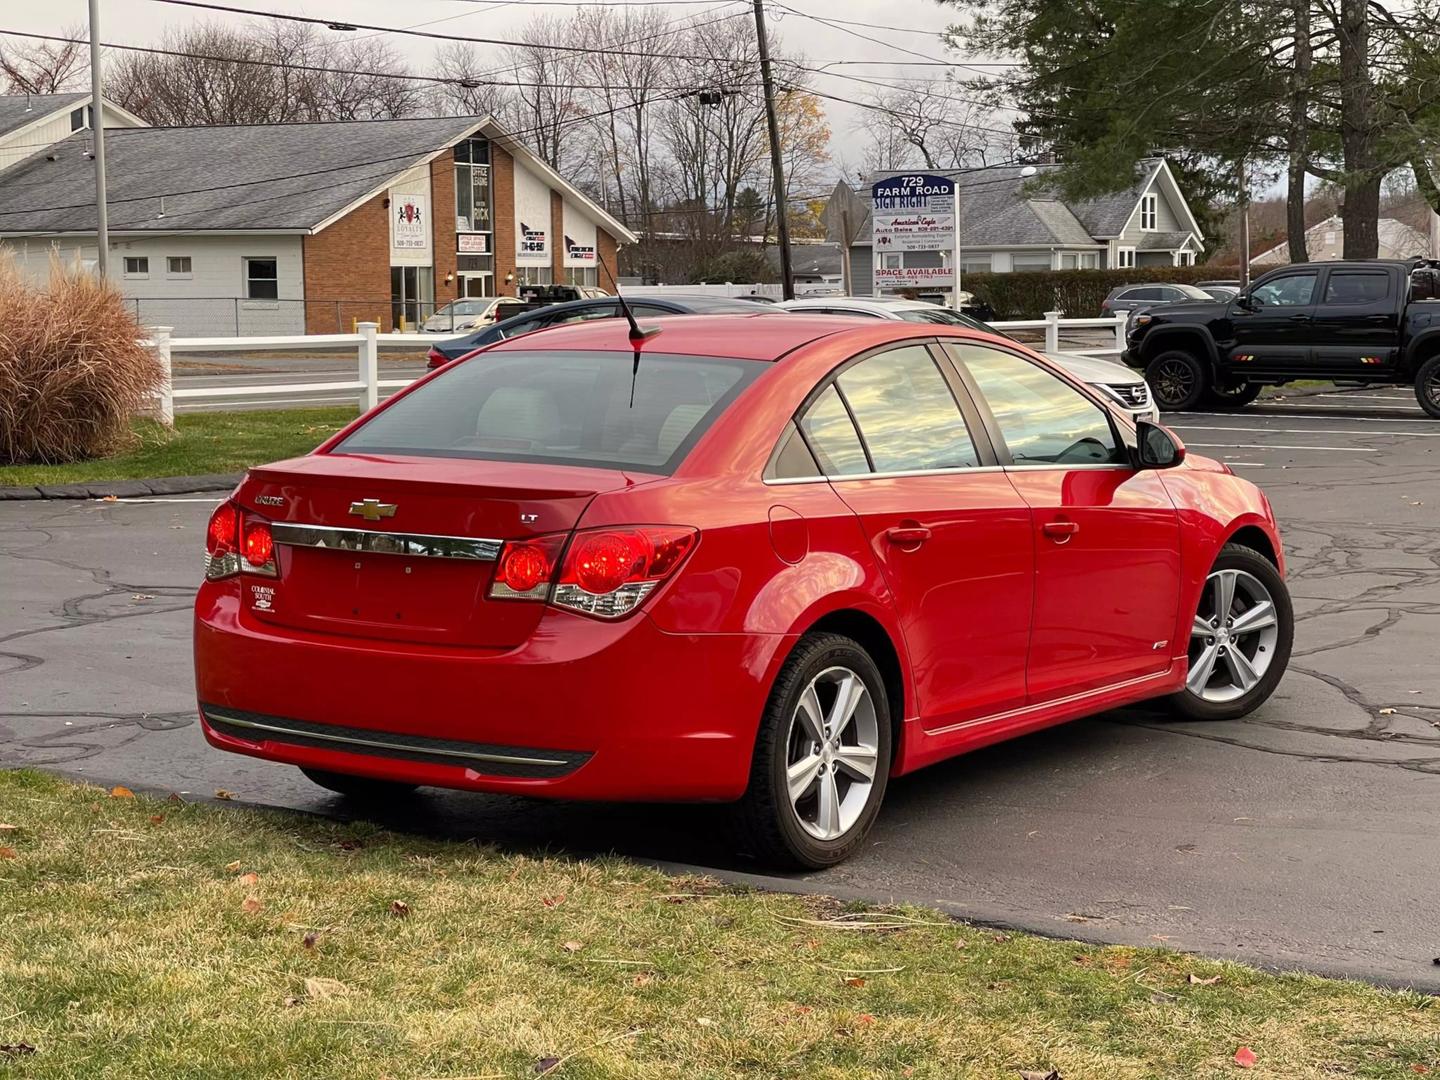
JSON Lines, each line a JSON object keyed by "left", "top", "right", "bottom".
{"left": 1100, "top": 283, "right": 1214, "bottom": 318}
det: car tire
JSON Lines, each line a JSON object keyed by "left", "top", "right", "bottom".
{"left": 1203, "top": 379, "right": 1262, "bottom": 409}
{"left": 1166, "top": 543, "right": 1293, "bottom": 722}
{"left": 1146, "top": 350, "right": 1208, "bottom": 411}
{"left": 732, "top": 633, "right": 892, "bottom": 869}
{"left": 300, "top": 768, "right": 419, "bottom": 800}
{"left": 1414, "top": 354, "right": 1440, "bottom": 419}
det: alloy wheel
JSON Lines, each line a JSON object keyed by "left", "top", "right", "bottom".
{"left": 1154, "top": 359, "right": 1196, "bottom": 406}
{"left": 1424, "top": 367, "right": 1440, "bottom": 413}
{"left": 1187, "top": 569, "right": 1280, "bottom": 704}
{"left": 784, "top": 666, "right": 880, "bottom": 841}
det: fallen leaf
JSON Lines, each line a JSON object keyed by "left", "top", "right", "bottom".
{"left": 242, "top": 895, "right": 263, "bottom": 914}
{"left": 148, "top": 814, "right": 165, "bottom": 825}
{"left": 791, "top": 1004, "right": 813, "bottom": 1014}
{"left": 1410, "top": 1066, "right": 1430, "bottom": 1075}
{"left": 1380, "top": 708, "right": 1397, "bottom": 716}
{"left": 302, "top": 930, "right": 320, "bottom": 951}
{"left": 1188, "top": 973, "right": 1222, "bottom": 985}
{"left": 541, "top": 894, "right": 565, "bottom": 908}
{"left": 695, "top": 1017, "right": 715, "bottom": 1027}
{"left": 534, "top": 1057, "right": 561, "bottom": 1075}
{"left": 110, "top": 785, "right": 135, "bottom": 799}
{"left": 0, "top": 1043, "right": 36, "bottom": 1057}
{"left": 561, "top": 940, "right": 584, "bottom": 953}
{"left": 953, "top": 939, "right": 967, "bottom": 949}
{"left": 100, "top": 494, "right": 119, "bottom": 502}
{"left": 167, "top": 793, "right": 185, "bottom": 803}
{"left": 0, "top": 823, "right": 18, "bottom": 832}
{"left": 214, "top": 789, "right": 235, "bottom": 800}
{"left": 993, "top": 933, "right": 1010, "bottom": 943}
{"left": 131, "top": 593, "right": 156, "bottom": 601}
{"left": 238, "top": 872, "right": 259, "bottom": 887}
{"left": 0, "top": 846, "right": 15, "bottom": 860}
{"left": 1234, "top": 1046, "right": 1257, "bottom": 1069}
{"left": 843, "top": 977, "right": 866, "bottom": 988}
{"left": 335, "top": 839, "right": 363, "bottom": 852}
{"left": 855, "top": 1013, "right": 875, "bottom": 1025}
{"left": 225, "top": 860, "right": 242, "bottom": 873}
{"left": 390, "top": 900, "right": 410, "bottom": 918}
{"left": 303, "top": 977, "right": 351, "bottom": 1000}
{"left": 632, "top": 972, "right": 652, "bottom": 988}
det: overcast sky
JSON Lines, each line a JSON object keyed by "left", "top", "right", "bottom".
{"left": 7, "top": 0, "right": 975, "bottom": 176}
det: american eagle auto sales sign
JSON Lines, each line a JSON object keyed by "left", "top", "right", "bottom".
{"left": 871, "top": 173, "right": 956, "bottom": 289}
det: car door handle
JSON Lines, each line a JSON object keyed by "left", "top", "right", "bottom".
{"left": 1288, "top": 313, "right": 1311, "bottom": 322}
{"left": 1042, "top": 520, "right": 1080, "bottom": 542}
{"left": 884, "top": 525, "right": 932, "bottom": 546}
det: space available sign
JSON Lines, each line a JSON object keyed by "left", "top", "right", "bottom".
{"left": 564, "top": 235, "right": 596, "bottom": 262}
{"left": 519, "top": 221, "right": 548, "bottom": 256}
{"left": 393, "top": 194, "right": 428, "bottom": 249}
{"left": 871, "top": 173, "right": 956, "bottom": 288}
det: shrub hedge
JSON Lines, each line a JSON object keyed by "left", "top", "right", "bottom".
{"left": 0, "top": 257, "right": 163, "bottom": 465}
{"left": 964, "top": 265, "right": 1244, "bottom": 320}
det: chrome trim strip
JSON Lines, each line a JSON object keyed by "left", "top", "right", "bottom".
{"left": 204, "top": 709, "right": 569, "bottom": 767}
{"left": 271, "top": 522, "right": 501, "bottom": 561}
{"left": 1003, "top": 463, "right": 1132, "bottom": 472}
{"left": 765, "top": 465, "right": 1007, "bottom": 486}
{"left": 923, "top": 667, "right": 1175, "bottom": 738}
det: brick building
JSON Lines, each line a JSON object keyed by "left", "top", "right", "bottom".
{"left": 0, "top": 105, "right": 634, "bottom": 335}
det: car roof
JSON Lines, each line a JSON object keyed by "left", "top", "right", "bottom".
{"left": 780, "top": 296, "right": 936, "bottom": 312}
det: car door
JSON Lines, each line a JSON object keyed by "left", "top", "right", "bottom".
{"left": 944, "top": 341, "right": 1182, "bottom": 701}
{"left": 1309, "top": 267, "right": 1400, "bottom": 376}
{"left": 789, "top": 343, "right": 1035, "bottom": 727}
{"left": 1230, "top": 269, "right": 1319, "bottom": 374}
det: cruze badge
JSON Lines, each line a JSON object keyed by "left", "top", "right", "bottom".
{"left": 255, "top": 494, "right": 285, "bottom": 507}
{"left": 349, "top": 498, "right": 397, "bottom": 522}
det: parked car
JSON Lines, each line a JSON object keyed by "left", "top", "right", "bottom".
{"left": 1101, "top": 283, "right": 1215, "bottom": 317}
{"left": 775, "top": 296, "right": 1157, "bottom": 422}
{"left": 1198, "top": 285, "right": 1240, "bottom": 303}
{"left": 422, "top": 297, "right": 528, "bottom": 334}
{"left": 1123, "top": 259, "right": 1440, "bottom": 414}
{"left": 425, "top": 294, "right": 779, "bottom": 368}
{"left": 195, "top": 313, "right": 1292, "bottom": 868}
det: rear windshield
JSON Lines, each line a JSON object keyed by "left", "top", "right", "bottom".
{"left": 334, "top": 350, "right": 762, "bottom": 473}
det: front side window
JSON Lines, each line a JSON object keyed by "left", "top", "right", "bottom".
{"left": 122, "top": 256, "right": 149, "bottom": 278}
{"left": 798, "top": 384, "right": 870, "bottom": 476}
{"left": 1323, "top": 271, "right": 1388, "bottom": 305}
{"left": 1251, "top": 272, "right": 1317, "bottom": 308}
{"left": 244, "top": 257, "right": 278, "bottom": 300}
{"left": 336, "top": 350, "right": 760, "bottom": 474}
{"left": 1011, "top": 253, "right": 1052, "bottom": 272}
{"left": 836, "top": 346, "right": 980, "bottom": 473}
{"left": 961, "top": 254, "right": 993, "bottom": 274}
{"left": 166, "top": 256, "right": 192, "bottom": 277}
{"left": 1116, "top": 248, "right": 1136, "bottom": 269}
{"left": 949, "top": 344, "right": 1123, "bottom": 466}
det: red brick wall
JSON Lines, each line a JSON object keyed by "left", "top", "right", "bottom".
{"left": 430, "top": 150, "right": 458, "bottom": 308}
{"left": 550, "top": 191, "right": 566, "bottom": 283}
{"left": 492, "top": 145, "right": 516, "bottom": 296}
{"left": 597, "top": 228, "right": 619, "bottom": 293}
{"left": 301, "top": 192, "right": 391, "bottom": 333}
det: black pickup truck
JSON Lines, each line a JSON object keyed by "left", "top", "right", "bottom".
{"left": 1122, "top": 258, "right": 1440, "bottom": 417}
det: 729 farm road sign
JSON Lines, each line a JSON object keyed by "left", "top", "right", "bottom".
{"left": 871, "top": 173, "right": 958, "bottom": 291}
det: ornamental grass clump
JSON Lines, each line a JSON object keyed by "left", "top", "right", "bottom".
{"left": 0, "top": 256, "right": 162, "bottom": 465}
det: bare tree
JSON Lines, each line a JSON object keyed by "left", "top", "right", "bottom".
{"left": 859, "top": 77, "right": 1014, "bottom": 173}
{"left": 431, "top": 40, "right": 513, "bottom": 118}
{"left": 500, "top": 14, "right": 588, "bottom": 174}
{"left": 0, "top": 26, "right": 86, "bottom": 95}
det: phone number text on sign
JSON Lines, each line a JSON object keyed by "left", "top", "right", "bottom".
{"left": 873, "top": 266, "right": 955, "bottom": 287}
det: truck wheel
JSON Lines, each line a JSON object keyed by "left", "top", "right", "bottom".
{"left": 1204, "top": 379, "right": 1262, "bottom": 409}
{"left": 1415, "top": 355, "right": 1440, "bottom": 419}
{"left": 1146, "top": 351, "right": 1208, "bottom": 411}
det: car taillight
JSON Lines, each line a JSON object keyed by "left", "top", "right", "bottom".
{"left": 488, "top": 534, "right": 567, "bottom": 601}
{"left": 204, "top": 501, "right": 277, "bottom": 580}
{"left": 553, "top": 526, "right": 697, "bottom": 619}
{"left": 426, "top": 346, "right": 446, "bottom": 369}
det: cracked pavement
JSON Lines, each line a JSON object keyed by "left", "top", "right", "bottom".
{"left": 3, "top": 385, "right": 1438, "bottom": 989}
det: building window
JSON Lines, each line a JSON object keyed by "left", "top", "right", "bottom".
{"left": 244, "top": 257, "right": 279, "bottom": 300}
{"left": 1059, "top": 253, "right": 1079, "bottom": 270}
{"left": 122, "top": 256, "right": 149, "bottom": 279}
{"left": 514, "top": 266, "right": 552, "bottom": 286}
{"left": 567, "top": 266, "right": 598, "bottom": 287}
{"left": 1116, "top": 247, "right": 1136, "bottom": 269}
{"left": 1176, "top": 250, "right": 1194, "bottom": 267}
{"left": 1011, "top": 253, "right": 1053, "bottom": 272}
{"left": 454, "top": 137, "right": 492, "bottom": 235}
{"left": 166, "top": 256, "right": 192, "bottom": 278}
{"left": 1139, "top": 193, "right": 1157, "bottom": 231}
{"left": 69, "top": 105, "right": 94, "bottom": 132}
{"left": 391, "top": 265, "right": 435, "bottom": 329}
{"left": 1080, "top": 252, "right": 1099, "bottom": 269}
{"left": 960, "top": 254, "right": 992, "bottom": 274}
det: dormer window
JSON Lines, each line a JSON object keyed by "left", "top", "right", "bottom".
{"left": 1140, "top": 193, "right": 1157, "bottom": 231}
{"left": 69, "top": 105, "right": 94, "bottom": 132}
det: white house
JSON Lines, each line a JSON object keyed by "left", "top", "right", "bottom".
{"left": 1251, "top": 214, "right": 1433, "bottom": 265}
{"left": 0, "top": 92, "right": 146, "bottom": 174}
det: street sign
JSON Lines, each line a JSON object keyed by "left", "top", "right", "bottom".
{"left": 824, "top": 180, "right": 868, "bottom": 295}
{"left": 871, "top": 173, "right": 957, "bottom": 292}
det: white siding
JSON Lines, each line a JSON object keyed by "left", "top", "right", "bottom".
{"left": 513, "top": 159, "right": 552, "bottom": 266}
{"left": 560, "top": 200, "right": 598, "bottom": 267}
{"left": 386, "top": 164, "right": 432, "bottom": 268}
{"left": 0, "top": 101, "right": 145, "bottom": 174}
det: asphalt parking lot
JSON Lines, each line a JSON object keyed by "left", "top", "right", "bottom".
{"left": 3, "top": 384, "right": 1437, "bottom": 989}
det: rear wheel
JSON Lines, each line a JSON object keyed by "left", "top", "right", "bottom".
{"left": 1146, "top": 350, "right": 1208, "bottom": 411}
{"left": 733, "top": 633, "right": 892, "bottom": 869}
{"left": 1415, "top": 354, "right": 1440, "bottom": 419}
{"left": 300, "top": 768, "right": 418, "bottom": 800}
{"left": 1168, "top": 544, "right": 1293, "bottom": 721}
{"left": 1204, "top": 378, "right": 1262, "bottom": 409}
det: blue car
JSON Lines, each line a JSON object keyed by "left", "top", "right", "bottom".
{"left": 425, "top": 294, "right": 777, "bottom": 368}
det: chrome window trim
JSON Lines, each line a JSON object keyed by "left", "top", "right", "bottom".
{"left": 763, "top": 462, "right": 1132, "bottom": 484}
{"left": 271, "top": 522, "right": 502, "bottom": 561}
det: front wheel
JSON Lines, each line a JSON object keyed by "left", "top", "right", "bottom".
{"left": 1204, "top": 378, "right": 1262, "bottom": 409}
{"left": 1415, "top": 355, "right": 1440, "bottom": 419}
{"left": 732, "top": 633, "right": 892, "bottom": 869}
{"left": 1168, "top": 543, "right": 1293, "bottom": 721}
{"left": 1146, "top": 350, "right": 1208, "bottom": 411}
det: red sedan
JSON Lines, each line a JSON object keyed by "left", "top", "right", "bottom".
{"left": 195, "top": 314, "right": 1293, "bottom": 868}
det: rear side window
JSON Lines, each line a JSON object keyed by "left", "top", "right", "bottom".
{"left": 1323, "top": 271, "right": 1388, "bottom": 305}
{"left": 799, "top": 385, "right": 870, "bottom": 476}
{"left": 335, "top": 351, "right": 761, "bottom": 474}
{"left": 1123, "top": 287, "right": 1163, "bottom": 301}
{"left": 835, "top": 346, "right": 980, "bottom": 471}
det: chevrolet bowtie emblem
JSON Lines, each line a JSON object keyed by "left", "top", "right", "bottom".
{"left": 348, "top": 498, "right": 397, "bottom": 522}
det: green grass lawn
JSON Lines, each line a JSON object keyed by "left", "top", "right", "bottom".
{"left": 1, "top": 770, "right": 1435, "bottom": 1078}
{"left": 0, "top": 408, "right": 356, "bottom": 487}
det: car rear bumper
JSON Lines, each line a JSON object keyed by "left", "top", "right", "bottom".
{"left": 194, "top": 588, "right": 792, "bottom": 802}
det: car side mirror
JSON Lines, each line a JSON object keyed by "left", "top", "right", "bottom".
{"left": 1235, "top": 292, "right": 1257, "bottom": 311}
{"left": 1135, "top": 420, "right": 1186, "bottom": 470}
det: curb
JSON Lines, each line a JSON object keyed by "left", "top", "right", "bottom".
{"left": 0, "top": 472, "right": 242, "bottom": 501}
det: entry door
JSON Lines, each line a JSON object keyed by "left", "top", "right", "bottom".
{"left": 794, "top": 344, "right": 1034, "bottom": 726}
{"left": 945, "top": 342, "right": 1182, "bottom": 701}
{"left": 1231, "top": 269, "right": 1319, "bottom": 373}
{"left": 460, "top": 273, "right": 493, "bottom": 298}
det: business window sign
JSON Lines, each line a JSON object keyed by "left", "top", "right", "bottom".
{"left": 564, "top": 235, "right": 596, "bottom": 262}
{"left": 872, "top": 173, "right": 955, "bottom": 289}
{"left": 393, "top": 194, "right": 428, "bottom": 249}
{"left": 519, "top": 222, "right": 547, "bottom": 256}
{"left": 457, "top": 233, "right": 489, "bottom": 254}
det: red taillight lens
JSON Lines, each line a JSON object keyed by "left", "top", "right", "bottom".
{"left": 243, "top": 521, "right": 274, "bottom": 567}
{"left": 488, "top": 534, "right": 567, "bottom": 601}
{"left": 426, "top": 347, "right": 446, "bottom": 369}
{"left": 206, "top": 503, "right": 237, "bottom": 557}
{"left": 553, "top": 526, "right": 697, "bottom": 619}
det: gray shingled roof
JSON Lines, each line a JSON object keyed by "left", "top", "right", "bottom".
{"left": 1137, "top": 230, "right": 1190, "bottom": 250}
{"left": 0, "top": 92, "right": 87, "bottom": 138}
{"left": 0, "top": 116, "right": 482, "bottom": 234}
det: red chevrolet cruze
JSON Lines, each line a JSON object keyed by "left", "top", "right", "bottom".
{"left": 195, "top": 314, "right": 1293, "bottom": 867}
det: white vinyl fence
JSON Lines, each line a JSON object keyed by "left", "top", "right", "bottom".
{"left": 144, "top": 312, "right": 1128, "bottom": 423}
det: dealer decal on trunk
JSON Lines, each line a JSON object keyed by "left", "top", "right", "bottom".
{"left": 250, "top": 584, "right": 276, "bottom": 611}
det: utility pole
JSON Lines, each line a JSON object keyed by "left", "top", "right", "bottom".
{"left": 753, "top": 0, "right": 793, "bottom": 299}
{"left": 1237, "top": 158, "right": 1251, "bottom": 288}
{"left": 88, "top": 0, "right": 110, "bottom": 278}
